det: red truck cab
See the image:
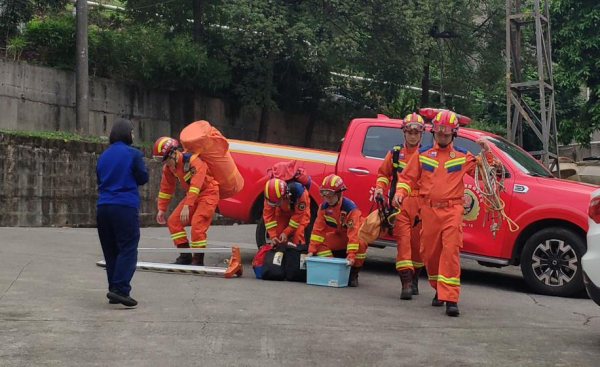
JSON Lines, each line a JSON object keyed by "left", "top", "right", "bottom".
{"left": 220, "top": 115, "right": 597, "bottom": 297}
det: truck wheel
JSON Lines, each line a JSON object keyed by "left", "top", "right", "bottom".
{"left": 255, "top": 218, "right": 269, "bottom": 248}
{"left": 520, "top": 227, "right": 585, "bottom": 297}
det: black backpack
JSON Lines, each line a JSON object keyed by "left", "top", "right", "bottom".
{"left": 261, "top": 248, "right": 287, "bottom": 281}
{"left": 284, "top": 243, "right": 308, "bottom": 282}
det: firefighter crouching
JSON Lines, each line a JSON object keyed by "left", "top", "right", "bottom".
{"left": 374, "top": 113, "right": 425, "bottom": 301}
{"left": 394, "top": 110, "right": 492, "bottom": 317}
{"left": 152, "top": 136, "right": 220, "bottom": 266}
{"left": 263, "top": 178, "right": 311, "bottom": 246}
{"left": 307, "top": 174, "right": 367, "bottom": 287}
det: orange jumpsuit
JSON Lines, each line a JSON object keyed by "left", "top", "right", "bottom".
{"left": 308, "top": 197, "right": 367, "bottom": 268}
{"left": 376, "top": 145, "right": 423, "bottom": 273}
{"left": 395, "top": 142, "right": 492, "bottom": 303}
{"left": 263, "top": 182, "right": 311, "bottom": 244}
{"left": 158, "top": 151, "right": 219, "bottom": 249}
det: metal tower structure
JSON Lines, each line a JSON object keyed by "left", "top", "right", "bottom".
{"left": 505, "top": 0, "right": 559, "bottom": 173}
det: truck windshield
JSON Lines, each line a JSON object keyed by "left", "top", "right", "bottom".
{"left": 485, "top": 136, "right": 554, "bottom": 178}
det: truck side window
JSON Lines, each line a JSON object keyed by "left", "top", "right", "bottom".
{"left": 362, "top": 126, "right": 403, "bottom": 159}
{"left": 454, "top": 136, "right": 482, "bottom": 155}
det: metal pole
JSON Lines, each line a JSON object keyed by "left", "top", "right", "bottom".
{"left": 75, "top": 0, "right": 89, "bottom": 135}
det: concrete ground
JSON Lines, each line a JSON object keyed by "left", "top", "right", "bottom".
{"left": 1, "top": 225, "right": 599, "bottom": 367}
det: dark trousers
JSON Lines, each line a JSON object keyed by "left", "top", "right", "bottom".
{"left": 97, "top": 204, "right": 140, "bottom": 295}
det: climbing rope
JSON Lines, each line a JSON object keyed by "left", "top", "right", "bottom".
{"left": 473, "top": 152, "right": 520, "bottom": 236}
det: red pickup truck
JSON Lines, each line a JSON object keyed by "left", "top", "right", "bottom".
{"left": 218, "top": 114, "right": 597, "bottom": 297}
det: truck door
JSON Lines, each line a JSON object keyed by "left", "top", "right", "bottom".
{"left": 337, "top": 122, "right": 405, "bottom": 213}
{"left": 456, "top": 136, "right": 515, "bottom": 258}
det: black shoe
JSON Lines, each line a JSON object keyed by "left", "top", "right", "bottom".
{"left": 107, "top": 290, "right": 138, "bottom": 307}
{"left": 446, "top": 302, "right": 460, "bottom": 317}
{"left": 191, "top": 253, "right": 205, "bottom": 266}
{"left": 411, "top": 268, "right": 421, "bottom": 295}
{"left": 398, "top": 270, "right": 413, "bottom": 300}
{"left": 109, "top": 300, "right": 119, "bottom": 304}
{"left": 432, "top": 293, "right": 444, "bottom": 307}
{"left": 173, "top": 253, "right": 192, "bottom": 265}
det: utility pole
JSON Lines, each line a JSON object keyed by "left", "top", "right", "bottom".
{"left": 506, "top": 0, "right": 559, "bottom": 173}
{"left": 75, "top": 0, "right": 89, "bottom": 135}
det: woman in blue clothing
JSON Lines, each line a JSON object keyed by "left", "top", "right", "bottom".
{"left": 96, "top": 119, "right": 149, "bottom": 307}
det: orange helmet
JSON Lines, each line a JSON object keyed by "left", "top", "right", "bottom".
{"left": 153, "top": 137, "right": 179, "bottom": 162}
{"left": 402, "top": 113, "right": 425, "bottom": 132}
{"left": 319, "top": 174, "right": 346, "bottom": 197}
{"left": 431, "top": 110, "right": 460, "bottom": 134}
{"left": 264, "top": 178, "right": 288, "bottom": 206}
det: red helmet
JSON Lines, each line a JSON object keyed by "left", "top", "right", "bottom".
{"left": 264, "top": 178, "right": 288, "bottom": 206}
{"left": 431, "top": 110, "right": 460, "bottom": 134}
{"left": 402, "top": 113, "right": 425, "bottom": 132}
{"left": 153, "top": 137, "right": 179, "bottom": 162}
{"left": 320, "top": 174, "right": 346, "bottom": 197}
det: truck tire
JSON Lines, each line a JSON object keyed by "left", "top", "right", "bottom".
{"left": 254, "top": 204, "right": 317, "bottom": 248}
{"left": 520, "top": 227, "right": 585, "bottom": 297}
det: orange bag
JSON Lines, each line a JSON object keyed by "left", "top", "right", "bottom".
{"left": 358, "top": 210, "right": 384, "bottom": 243}
{"left": 179, "top": 120, "right": 244, "bottom": 199}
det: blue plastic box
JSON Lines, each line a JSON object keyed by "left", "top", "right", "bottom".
{"left": 306, "top": 257, "right": 351, "bottom": 288}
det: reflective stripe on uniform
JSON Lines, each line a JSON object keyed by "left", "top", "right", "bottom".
{"left": 428, "top": 274, "right": 460, "bottom": 286}
{"left": 377, "top": 177, "right": 390, "bottom": 185}
{"left": 289, "top": 219, "right": 299, "bottom": 229}
{"left": 413, "top": 261, "right": 425, "bottom": 267}
{"left": 444, "top": 157, "right": 466, "bottom": 168}
{"left": 171, "top": 231, "right": 187, "bottom": 240}
{"left": 190, "top": 240, "right": 207, "bottom": 248}
{"left": 158, "top": 192, "right": 172, "bottom": 199}
{"left": 395, "top": 260, "right": 414, "bottom": 268}
{"left": 396, "top": 183, "right": 411, "bottom": 195}
{"left": 355, "top": 253, "right": 366, "bottom": 259}
{"left": 347, "top": 243, "right": 359, "bottom": 251}
{"left": 316, "top": 250, "right": 333, "bottom": 257}
{"left": 183, "top": 171, "right": 192, "bottom": 181}
{"left": 419, "top": 155, "right": 439, "bottom": 167}
{"left": 265, "top": 221, "right": 278, "bottom": 229}
{"left": 324, "top": 215, "right": 337, "bottom": 225}
{"left": 310, "top": 234, "right": 324, "bottom": 243}
{"left": 189, "top": 186, "right": 200, "bottom": 194}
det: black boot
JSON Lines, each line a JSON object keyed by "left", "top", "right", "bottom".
{"left": 431, "top": 292, "right": 444, "bottom": 307}
{"left": 411, "top": 268, "right": 421, "bottom": 295}
{"left": 174, "top": 243, "right": 192, "bottom": 265}
{"left": 107, "top": 289, "right": 138, "bottom": 307}
{"left": 398, "top": 270, "right": 413, "bottom": 300}
{"left": 349, "top": 267, "right": 361, "bottom": 287}
{"left": 191, "top": 253, "right": 204, "bottom": 266}
{"left": 446, "top": 302, "right": 460, "bottom": 317}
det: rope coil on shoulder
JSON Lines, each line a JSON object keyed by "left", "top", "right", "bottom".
{"left": 473, "top": 152, "right": 519, "bottom": 236}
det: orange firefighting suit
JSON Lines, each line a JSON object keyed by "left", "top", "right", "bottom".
{"left": 376, "top": 144, "right": 423, "bottom": 273}
{"left": 157, "top": 151, "right": 219, "bottom": 249}
{"left": 308, "top": 197, "right": 367, "bottom": 268}
{"left": 263, "top": 182, "right": 311, "bottom": 244}
{"left": 395, "top": 142, "right": 492, "bottom": 302}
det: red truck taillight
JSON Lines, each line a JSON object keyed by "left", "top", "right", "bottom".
{"left": 589, "top": 198, "right": 600, "bottom": 224}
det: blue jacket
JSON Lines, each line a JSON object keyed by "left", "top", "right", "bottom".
{"left": 96, "top": 142, "right": 149, "bottom": 209}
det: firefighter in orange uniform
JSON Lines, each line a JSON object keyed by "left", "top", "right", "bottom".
{"left": 307, "top": 174, "right": 367, "bottom": 287}
{"left": 152, "top": 137, "right": 220, "bottom": 266}
{"left": 374, "top": 113, "right": 425, "bottom": 301}
{"left": 394, "top": 110, "right": 492, "bottom": 316}
{"left": 263, "top": 178, "right": 311, "bottom": 246}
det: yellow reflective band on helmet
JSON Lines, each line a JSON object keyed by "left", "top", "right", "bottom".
{"left": 316, "top": 250, "right": 333, "bottom": 257}
{"left": 289, "top": 219, "right": 299, "bottom": 228}
{"left": 190, "top": 240, "right": 207, "bottom": 248}
{"left": 310, "top": 234, "right": 324, "bottom": 243}
{"left": 395, "top": 260, "right": 414, "bottom": 268}
{"left": 444, "top": 157, "right": 467, "bottom": 168}
{"left": 157, "top": 137, "right": 170, "bottom": 154}
{"left": 355, "top": 253, "right": 366, "bottom": 259}
{"left": 265, "top": 221, "right": 278, "bottom": 229}
{"left": 189, "top": 186, "right": 200, "bottom": 194}
{"left": 377, "top": 177, "right": 390, "bottom": 185}
{"left": 275, "top": 179, "right": 281, "bottom": 198}
{"left": 158, "top": 192, "right": 172, "bottom": 199}
{"left": 347, "top": 243, "right": 359, "bottom": 251}
{"left": 449, "top": 113, "right": 457, "bottom": 125}
{"left": 396, "top": 182, "right": 411, "bottom": 196}
{"left": 264, "top": 181, "right": 270, "bottom": 199}
{"left": 171, "top": 231, "right": 187, "bottom": 240}
{"left": 331, "top": 175, "right": 339, "bottom": 186}
{"left": 419, "top": 155, "right": 439, "bottom": 167}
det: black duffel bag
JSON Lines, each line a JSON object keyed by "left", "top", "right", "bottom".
{"left": 285, "top": 243, "right": 308, "bottom": 282}
{"left": 261, "top": 248, "right": 287, "bottom": 281}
